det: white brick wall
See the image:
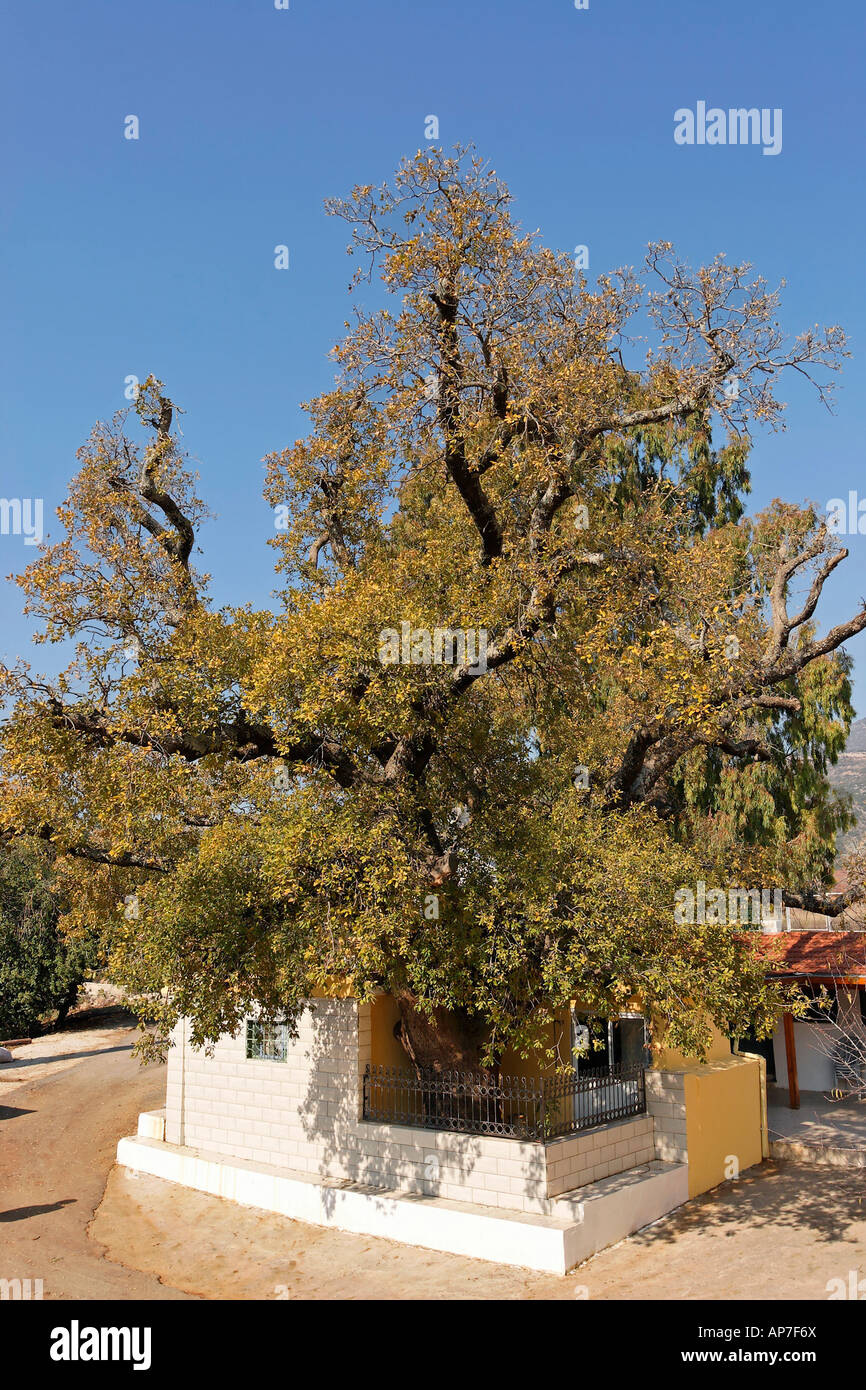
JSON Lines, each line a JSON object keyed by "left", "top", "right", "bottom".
{"left": 544, "top": 1114, "right": 655, "bottom": 1196}
{"left": 645, "top": 1070, "right": 688, "bottom": 1163}
{"left": 164, "top": 1000, "right": 660, "bottom": 1216}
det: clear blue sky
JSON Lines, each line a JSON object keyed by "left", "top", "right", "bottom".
{"left": 2, "top": 0, "right": 864, "bottom": 712}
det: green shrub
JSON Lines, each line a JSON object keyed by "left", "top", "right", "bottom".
{"left": 0, "top": 844, "right": 96, "bottom": 1037}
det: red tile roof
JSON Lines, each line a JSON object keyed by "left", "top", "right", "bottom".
{"left": 754, "top": 931, "right": 866, "bottom": 979}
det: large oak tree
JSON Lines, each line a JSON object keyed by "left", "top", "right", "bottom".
{"left": 2, "top": 148, "right": 864, "bottom": 1067}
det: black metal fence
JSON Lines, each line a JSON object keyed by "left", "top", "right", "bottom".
{"left": 362, "top": 1063, "right": 646, "bottom": 1142}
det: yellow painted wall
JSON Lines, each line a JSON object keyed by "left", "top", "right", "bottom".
{"left": 652, "top": 1019, "right": 764, "bottom": 1198}
{"left": 682, "top": 1056, "right": 763, "bottom": 1197}
{"left": 370, "top": 993, "right": 407, "bottom": 1069}
{"left": 369, "top": 996, "right": 574, "bottom": 1130}
{"left": 499, "top": 1011, "right": 572, "bottom": 1081}
{"left": 369, "top": 990, "right": 737, "bottom": 1076}
{"left": 369, "top": 994, "right": 572, "bottom": 1080}
{"left": 654, "top": 1020, "right": 734, "bottom": 1070}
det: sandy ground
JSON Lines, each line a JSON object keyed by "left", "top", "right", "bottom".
{"left": 0, "top": 1016, "right": 191, "bottom": 1300}
{"left": 94, "top": 1165, "right": 584, "bottom": 1300}
{"left": 91, "top": 1158, "right": 866, "bottom": 1301}
{"left": 4, "top": 1012, "right": 865, "bottom": 1300}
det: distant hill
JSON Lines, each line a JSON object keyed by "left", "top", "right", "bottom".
{"left": 829, "top": 717, "right": 866, "bottom": 854}
{"left": 844, "top": 717, "right": 866, "bottom": 754}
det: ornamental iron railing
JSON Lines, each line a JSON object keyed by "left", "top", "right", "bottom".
{"left": 362, "top": 1062, "right": 645, "bottom": 1142}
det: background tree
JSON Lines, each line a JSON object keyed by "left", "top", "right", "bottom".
{"left": 1, "top": 147, "right": 863, "bottom": 1068}
{"left": 0, "top": 842, "right": 95, "bottom": 1038}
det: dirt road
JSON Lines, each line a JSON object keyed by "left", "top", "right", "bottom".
{"left": 0, "top": 1025, "right": 191, "bottom": 1300}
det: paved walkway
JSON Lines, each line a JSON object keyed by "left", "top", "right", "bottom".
{"left": 768, "top": 1085, "right": 866, "bottom": 1163}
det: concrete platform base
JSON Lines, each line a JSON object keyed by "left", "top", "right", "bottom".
{"left": 770, "top": 1138, "right": 866, "bottom": 1169}
{"left": 116, "top": 1129, "right": 688, "bottom": 1274}
{"left": 768, "top": 1088, "right": 866, "bottom": 1168}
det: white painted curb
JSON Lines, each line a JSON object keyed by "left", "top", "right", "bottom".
{"left": 117, "top": 1132, "right": 688, "bottom": 1275}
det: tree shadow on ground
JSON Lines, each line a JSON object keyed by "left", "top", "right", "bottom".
{"left": 0, "top": 1199, "right": 76, "bottom": 1221}
{"left": 60, "top": 1005, "right": 140, "bottom": 1033}
{"left": 623, "top": 1159, "right": 864, "bottom": 1249}
{"left": 1, "top": 1042, "right": 136, "bottom": 1073}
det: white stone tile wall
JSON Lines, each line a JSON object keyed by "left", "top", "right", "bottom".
{"left": 645, "top": 1069, "right": 688, "bottom": 1163}
{"left": 164, "top": 999, "right": 659, "bottom": 1215}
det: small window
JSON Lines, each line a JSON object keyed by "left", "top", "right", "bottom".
{"left": 245, "top": 1018, "right": 289, "bottom": 1061}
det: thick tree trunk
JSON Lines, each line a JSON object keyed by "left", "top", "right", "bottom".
{"left": 393, "top": 991, "right": 495, "bottom": 1074}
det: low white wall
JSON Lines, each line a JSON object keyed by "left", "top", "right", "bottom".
{"left": 137, "top": 1109, "right": 166, "bottom": 1142}
{"left": 117, "top": 1136, "right": 686, "bottom": 1274}
{"left": 163, "top": 999, "right": 655, "bottom": 1215}
{"left": 545, "top": 1116, "right": 655, "bottom": 1196}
